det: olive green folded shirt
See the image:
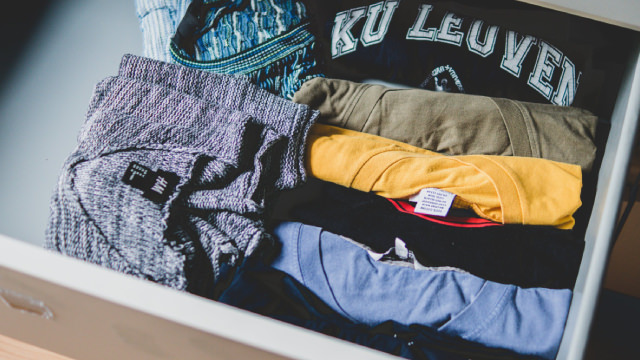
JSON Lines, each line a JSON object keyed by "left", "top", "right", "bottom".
{"left": 294, "top": 77, "right": 598, "bottom": 172}
{"left": 306, "top": 124, "right": 583, "bottom": 230}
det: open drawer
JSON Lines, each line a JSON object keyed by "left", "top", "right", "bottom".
{"left": 0, "top": 0, "right": 639, "bottom": 359}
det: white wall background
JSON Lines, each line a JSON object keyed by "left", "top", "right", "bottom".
{"left": 0, "top": 0, "right": 143, "bottom": 246}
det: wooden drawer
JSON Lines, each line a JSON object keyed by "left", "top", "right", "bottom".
{"left": 0, "top": 1, "right": 638, "bottom": 359}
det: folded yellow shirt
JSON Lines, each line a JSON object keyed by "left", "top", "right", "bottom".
{"left": 305, "top": 124, "right": 582, "bottom": 229}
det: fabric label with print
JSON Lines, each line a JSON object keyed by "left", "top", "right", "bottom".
{"left": 412, "top": 188, "right": 456, "bottom": 217}
{"left": 122, "top": 162, "right": 180, "bottom": 203}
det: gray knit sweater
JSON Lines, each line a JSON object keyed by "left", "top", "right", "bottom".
{"left": 44, "top": 55, "right": 318, "bottom": 297}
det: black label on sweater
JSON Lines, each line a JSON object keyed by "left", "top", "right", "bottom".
{"left": 122, "top": 162, "right": 180, "bottom": 203}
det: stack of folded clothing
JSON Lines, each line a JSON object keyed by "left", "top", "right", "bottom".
{"left": 44, "top": 1, "right": 631, "bottom": 359}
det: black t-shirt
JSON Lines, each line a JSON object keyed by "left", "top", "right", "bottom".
{"left": 304, "top": 0, "right": 632, "bottom": 117}
{"left": 283, "top": 179, "right": 584, "bottom": 289}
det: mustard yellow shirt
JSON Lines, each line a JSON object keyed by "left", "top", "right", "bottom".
{"left": 305, "top": 124, "right": 582, "bottom": 229}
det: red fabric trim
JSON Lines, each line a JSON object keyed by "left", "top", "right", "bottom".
{"left": 387, "top": 199, "right": 503, "bottom": 228}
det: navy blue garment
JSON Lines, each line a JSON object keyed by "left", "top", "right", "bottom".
{"left": 215, "top": 259, "right": 541, "bottom": 360}
{"left": 303, "top": 0, "right": 631, "bottom": 117}
{"left": 274, "top": 179, "right": 584, "bottom": 289}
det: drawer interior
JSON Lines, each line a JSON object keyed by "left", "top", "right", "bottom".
{"left": 557, "top": 36, "right": 640, "bottom": 360}
{"left": 0, "top": 1, "right": 639, "bottom": 359}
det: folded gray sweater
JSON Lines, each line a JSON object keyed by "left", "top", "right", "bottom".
{"left": 45, "top": 55, "right": 318, "bottom": 296}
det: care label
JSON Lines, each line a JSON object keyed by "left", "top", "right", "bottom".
{"left": 412, "top": 188, "right": 456, "bottom": 217}
{"left": 122, "top": 162, "right": 180, "bottom": 203}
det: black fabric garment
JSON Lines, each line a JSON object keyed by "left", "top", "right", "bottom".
{"left": 275, "top": 179, "right": 584, "bottom": 289}
{"left": 303, "top": 0, "right": 632, "bottom": 117}
{"left": 215, "top": 258, "right": 541, "bottom": 360}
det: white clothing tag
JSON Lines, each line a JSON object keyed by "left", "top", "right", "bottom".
{"left": 408, "top": 192, "right": 423, "bottom": 202}
{"left": 413, "top": 259, "right": 430, "bottom": 271}
{"left": 413, "top": 188, "right": 456, "bottom": 217}
{"left": 394, "top": 238, "right": 409, "bottom": 259}
{"left": 366, "top": 250, "right": 385, "bottom": 261}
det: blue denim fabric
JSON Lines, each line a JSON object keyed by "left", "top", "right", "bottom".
{"left": 44, "top": 57, "right": 318, "bottom": 297}
{"left": 269, "top": 221, "right": 572, "bottom": 360}
{"left": 135, "top": 0, "right": 325, "bottom": 99}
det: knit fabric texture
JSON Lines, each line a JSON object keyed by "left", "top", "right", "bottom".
{"left": 134, "top": 0, "right": 325, "bottom": 99}
{"left": 44, "top": 54, "right": 318, "bottom": 297}
{"left": 117, "top": 54, "right": 318, "bottom": 188}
